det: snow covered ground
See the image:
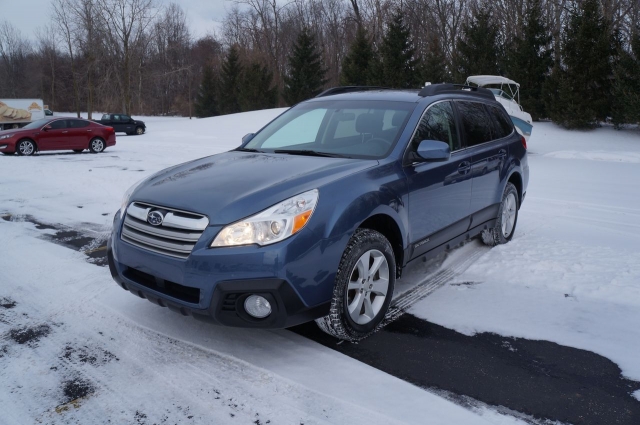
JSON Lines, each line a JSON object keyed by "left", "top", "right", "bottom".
{"left": 1, "top": 110, "right": 639, "bottom": 423}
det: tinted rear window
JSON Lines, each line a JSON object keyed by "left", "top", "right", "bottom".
{"left": 456, "top": 101, "right": 492, "bottom": 147}
{"left": 487, "top": 105, "right": 513, "bottom": 139}
{"left": 69, "top": 119, "right": 90, "bottom": 128}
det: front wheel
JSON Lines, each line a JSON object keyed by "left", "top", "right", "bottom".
{"left": 482, "top": 182, "right": 519, "bottom": 246}
{"left": 89, "top": 138, "right": 105, "bottom": 153}
{"left": 135, "top": 126, "right": 144, "bottom": 135}
{"left": 316, "top": 229, "right": 395, "bottom": 341}
{"left": 17, "top": 140, "right": 36, "bottom": 156}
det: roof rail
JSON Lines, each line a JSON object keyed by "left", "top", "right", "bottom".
{"left": 315, "top": 86, "right": 392, "bottom": 98}
{"left": 418, "top": 83, "right": 495, "bottom": 100}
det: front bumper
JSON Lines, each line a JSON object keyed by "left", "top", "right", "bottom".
{"left": 107, "top": 211, "right": 338, "bottom": 328}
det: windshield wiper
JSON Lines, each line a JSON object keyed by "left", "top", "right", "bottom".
{"left": 273, "top": 149, "right": 344, "bottom": 158}
{"left": 235, "top": 147, "right": 264, "bottom": 153}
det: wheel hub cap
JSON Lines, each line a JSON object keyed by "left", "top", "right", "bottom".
{"left": 346, "top": 249, "right": 390, "bottom": 325}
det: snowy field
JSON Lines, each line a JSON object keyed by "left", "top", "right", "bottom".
{"left": 1, "top": 110, "right": 639, "bottom": 424}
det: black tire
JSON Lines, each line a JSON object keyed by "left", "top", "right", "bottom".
{"left": 315, "top": 228, "right": 396, "bottom": 341}
{"left": 73, "top": 149, "right": 84, "bottom": 153}
{"left": 16, "top": 139, "right": 36, "bottom": 156}
{"left": 135, "top": 126, "right": 144, "bottom": 135}
{"left": 482, "top": 182, "right": 519, "bottom": 246}
{"left": 89, "top": 137, "right": 105, "bottom": 153}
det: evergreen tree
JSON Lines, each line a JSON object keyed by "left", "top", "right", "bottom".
{"left": 239, "top": 62, "right": 278, "bottom": 111}
{"left": 340, "top": 26, "right": 375, "bottom": 86}
{"left": 283, "top": 27, "right": 328, "bottom": 105}
{"left": 377, "top": 11, "right": 419, "bottom": 88}
{"left": 420, "top": 36, "right": 451, "bottom": 84}
{"left": 611, "top": 27, "right": 640, "bottom": 126}
{"left": 218, "top": 45, "right": 243, "bottom": 115}
{"left": 505, "top": 0, "right": 553, "bottom": 120}
{"left": 454, "top": 10, "right": 501, "bottom": 81}
{"left": 549, "top": 0, "right": 615, "bottom": 128}
{"left": 194, "top": 64, "right": 218, "bottom": 118}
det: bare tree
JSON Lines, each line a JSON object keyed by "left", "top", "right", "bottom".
{"left": 97, "top": 0, "right": 156, "bottom": 114}
{"left": 0, "top": 21, "right": 32, "bottom": 98}
{"left": 52, "top": 0, "right": 83, "bottom": 116}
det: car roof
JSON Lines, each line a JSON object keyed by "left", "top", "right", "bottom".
{"left": 305, "top": 85, "right": 496, "bottom": 104}
{"left": 306, "top": 89, "right": 423, "bottom": 103}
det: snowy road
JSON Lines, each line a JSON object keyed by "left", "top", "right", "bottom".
{"left": 1, "top": 111, "right": 639, "bottom": 424}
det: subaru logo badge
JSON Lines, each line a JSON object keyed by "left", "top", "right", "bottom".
{"left": 147, "top": 210, "right": 164, "bottom": 226}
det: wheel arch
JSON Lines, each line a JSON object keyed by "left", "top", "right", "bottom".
{"left": 507, "top": 171, "right": 523, "bottom": 207}
{"left": 358, "top": 213, "right": 405, "bottom": 278}
{"left": 17, "top": 137, "right": 38, "bottom": 153}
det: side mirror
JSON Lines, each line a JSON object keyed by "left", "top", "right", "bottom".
{"left": 416, "top": 140, "right": 451, "bottom": 162}
{"left": 242, "top": 133, "right": 255, "bottom": 144}
{"left": 43, "top": 125, "right": 52, "bottom": 131}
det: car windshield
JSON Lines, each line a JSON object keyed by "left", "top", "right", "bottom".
{"left": 21, "top": 118, "right": 52, "bottom": 130}
{"left": 244, "top": 100, "right": 415, "bottom": 159}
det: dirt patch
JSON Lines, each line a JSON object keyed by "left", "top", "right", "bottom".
{"left": 9, "top": 324, "right": 51, "bottom": 345}
{"left": 0, "top": 297, "right": 16, "bottom": 309}
{"left": 62, "top": 378, "right": 95, "bottom": 403}
{"left": 62, "top": 345, "right": 119, "bottom": 366}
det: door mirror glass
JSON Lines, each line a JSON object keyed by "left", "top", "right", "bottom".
{"left": 416, "top": 140, "right": 451, "bottom": 162}
{"left": 242, "top": 133, "right": 255, "bottom": 144}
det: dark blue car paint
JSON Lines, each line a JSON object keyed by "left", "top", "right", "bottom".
{"left": 108, "top": 90, "right": 529, "bottom": 328}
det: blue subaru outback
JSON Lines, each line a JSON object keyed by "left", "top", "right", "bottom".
{"left": 108, "top": 84, "right": 529, "bottom": 340}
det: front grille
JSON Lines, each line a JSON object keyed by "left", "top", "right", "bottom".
{"left": 123, "top": 267, "right": 200, "bottom": 304}
{"left": 121, "top": 202, "right": 208, "bottom": 259}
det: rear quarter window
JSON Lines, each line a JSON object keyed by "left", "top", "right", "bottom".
{"left": 487, "top": 104, "right": 513, "bottom": 139}
{"left": 456, "top": 101, "right": 493, "bottom": 147}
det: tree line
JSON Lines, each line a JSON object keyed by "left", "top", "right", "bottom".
{"left": 0, "top": 0, "right": 638, "bottom": 129}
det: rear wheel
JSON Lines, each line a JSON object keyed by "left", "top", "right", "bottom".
{"left": 17, "top": 139, "right": 36, "bottom": 156}
{"left": 316, "top": 229, "right": 395, "bottom": 341}
{"left": 89, "top": 138, "right": 105, "bottom": 153}
{"left": 482, "top": 182, "right": 519, "bottom": 246}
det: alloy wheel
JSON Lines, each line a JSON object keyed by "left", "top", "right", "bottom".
{"left": 346, "top": 249, "right": 390, "bottom": 325}
{"left": 18, "top": 141, "right": 35, "bottom": 156}
{"left": 91, "top": 139, "right": 104, "bottom": 152}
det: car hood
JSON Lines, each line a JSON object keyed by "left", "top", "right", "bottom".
{"left": 0, "top": 128, "right": 34, "bottom": 138}
{"left": 131, "top": 151, "right": 378, "bottom": 225}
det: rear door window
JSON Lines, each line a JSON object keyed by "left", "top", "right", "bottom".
{"left": 456, "top": 101, "right": 493, "bottom": 146}
{"left": 486, "top": 105, "right": 513, "bottom": 139}
{"left": 69, "top": 120, "right": 90, "bottom": 128}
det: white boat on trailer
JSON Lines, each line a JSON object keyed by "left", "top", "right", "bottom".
{"left": 464, "top": 75, "right": 533, "bottom": 141}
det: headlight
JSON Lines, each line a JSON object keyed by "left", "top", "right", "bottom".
{"left": 211, "top": 189, "right": 319, "bottom": 247}
{"left": 119, "top": 179, "right": 145, "bottom": 217}
{"left": 0, "top": 134, "right": 14, "bottom": 140}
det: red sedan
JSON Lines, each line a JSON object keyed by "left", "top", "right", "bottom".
{"left": 0, "top": 117, "right": 116, "bottom": 156}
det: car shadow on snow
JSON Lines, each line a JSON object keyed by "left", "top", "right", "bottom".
{"left": 292, "top": 316, "right": 640, "bottom": 425}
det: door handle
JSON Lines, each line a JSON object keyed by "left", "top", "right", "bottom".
{"left": 62, "top": 131, "right": 68, "bottom": 133}
{"left": 458, "top": 161, "right": 471, "bottom": 175}
{"left": 86, "top": 129, "right": 92, "bottom": 131}
{"left": 498, "top": 149, "right": 507, "bottom": 158}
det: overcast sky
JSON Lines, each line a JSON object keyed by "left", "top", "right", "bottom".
{"left": 4, "top": 0, "right": 230, "bottom": 41}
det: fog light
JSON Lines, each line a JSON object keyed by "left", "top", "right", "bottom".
{"left": 244, "top": 295, "right": 272, "bottom": 318}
